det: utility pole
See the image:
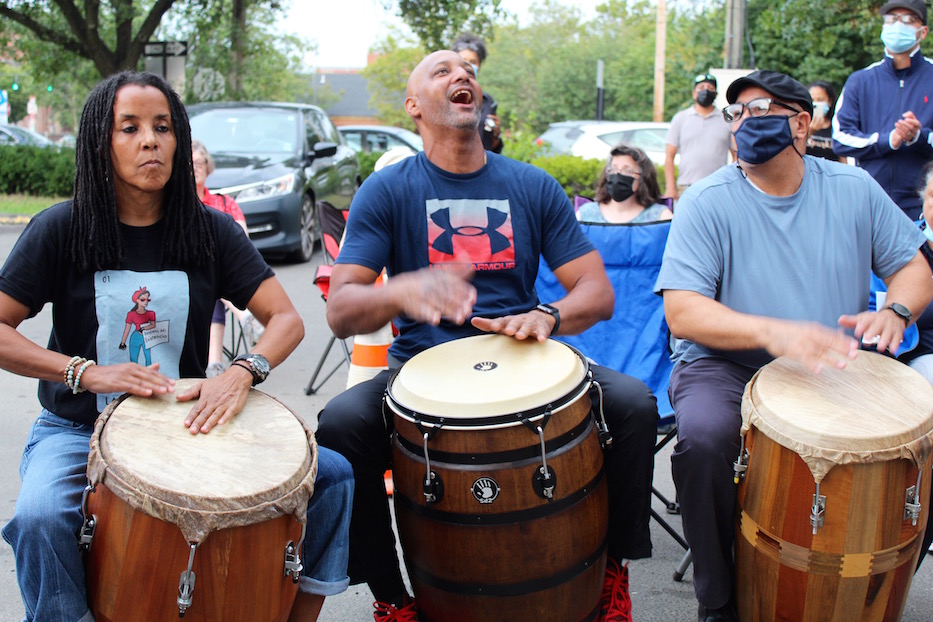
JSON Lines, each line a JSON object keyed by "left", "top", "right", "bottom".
{"left": 596, "top": 60, "right": 605, "bottom": 121}
{"left": 653, "top": 0, "right": 667, "bottom": 122}
{"left": 724, "top": 0, "right": 745, "bottom": 69}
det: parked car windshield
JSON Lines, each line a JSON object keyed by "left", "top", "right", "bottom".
{"left": 189, "top": 107, "right": 299, "bottom": 154}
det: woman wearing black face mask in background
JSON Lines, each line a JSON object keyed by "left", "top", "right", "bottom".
{"left": 577, "top": 144, "right": 674, "bottom": 224}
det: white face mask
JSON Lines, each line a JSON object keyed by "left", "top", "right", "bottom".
{"left": 469, "top": 63, "right": 480, "bottom": 78}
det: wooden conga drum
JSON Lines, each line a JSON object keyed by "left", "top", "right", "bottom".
{"left": 387, "top": 334, "right": 609, "bottom": 622}
{"left": 83, "top": 380, "right": 317, "bottom": 622}
{"left": 735, "top": 352, "right": 933, "bottom": 621}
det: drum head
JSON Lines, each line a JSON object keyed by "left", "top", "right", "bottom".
{"left": 388, "top": 334, "right": 588, "bottom": 424}
{"left": 87, "top": 380, "right": 316, "bottom": 542}
{"left": 743, "top": 352, "right": 933, "bottom": 479}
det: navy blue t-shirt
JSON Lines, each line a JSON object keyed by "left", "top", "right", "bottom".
{"left": 337, "top": 151, "right": 593, "bottom": 362}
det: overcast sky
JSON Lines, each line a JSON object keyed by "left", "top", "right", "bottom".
{"left": 285, "top": 0, "right": 602, "bottom": 69}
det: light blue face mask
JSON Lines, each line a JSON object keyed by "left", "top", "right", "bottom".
{"left": 881, "top": 21, "right": 920, "bottom": 54}
{"left": 469, "top": 63, "right": 480, "bottom": 78}
{"left": 813, "top": 102, "right": 830, "bottom": 117}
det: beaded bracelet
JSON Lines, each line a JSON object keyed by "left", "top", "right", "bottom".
{"left": 65, "top": 356, "right": 86, "bottom": 392}
{"left": 73, "top": 359, "right": 96, "bottom": 394}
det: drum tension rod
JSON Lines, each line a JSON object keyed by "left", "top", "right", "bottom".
{"left": 415, "top": 422, "right": 444, "bottom": 504}
{"left": 811, "top": 483, "right": 826, "bottom": 535}
{"left": 284, "top": 522, "right": 307, "bottom": 583}
{"left": 733, "top": 436, "right": 748, "bottom": 485}
{"left": 905, "top": 471, "right": 923, "bottom": 525}
{"left": 590, "top": 381, "right": 613, "bottom": 450}
{"left": 178, "top": 543, "right": 198, "bottom": 617}
{"left": 521, "top": 410, "right": 557, "bottom": 502}
{"left": 77, "top": 484, "right": 96, "bottom": 552}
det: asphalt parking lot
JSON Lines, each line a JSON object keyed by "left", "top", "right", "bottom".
{"left": 0, "top": 221, "right": 932, "bottom": 620}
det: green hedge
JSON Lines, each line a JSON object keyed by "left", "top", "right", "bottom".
{"left": 0, "top": 146, "right": 75, "bottom": 197}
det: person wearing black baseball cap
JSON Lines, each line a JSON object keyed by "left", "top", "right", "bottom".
{"left": 664, "top": 73, "right": 733, "bottom": 199}
{"left": 655, "top": 68, "right": 933, "bottom": 621}
{"left": 833, "top": 0, "right": 933, "bottom": 221}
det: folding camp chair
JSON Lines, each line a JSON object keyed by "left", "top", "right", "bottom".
{"left": 221, "top": 307, "right": 248, "bottom": 361}
{"left": 534, "top": 215, "right": 692, "bottom": 580}
{"left": 304, "top": 201, "right": 353, "bottom": 395}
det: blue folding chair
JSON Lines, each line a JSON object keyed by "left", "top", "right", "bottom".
{"left": 535, "top": 217, "right": 692, "bottom": 579}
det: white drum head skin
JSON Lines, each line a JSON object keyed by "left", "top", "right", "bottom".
{"left": 87, "top": 380, "right": 317, "bottom": 542}
{"left": 742, "top": 352, "right": 933, "bottom": 482}
{"left": 389, "top": 334, "right": 587, "bottom": 421}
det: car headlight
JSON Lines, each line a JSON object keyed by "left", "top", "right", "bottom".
{"left": 222, "top": 173, "right": 296, "bottom": 203}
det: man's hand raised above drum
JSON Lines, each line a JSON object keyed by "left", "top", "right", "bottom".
{"left": 327, "top": 263, "right": 476, "bottom": 338}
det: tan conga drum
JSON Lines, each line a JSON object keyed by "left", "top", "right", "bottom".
{"left": 82, "top": 380, "right": 317, "bottom": 622}
{"left": 387, "top": 334, "right": 609, "bottom": 622}
{"left": 735, "top": 352, "right": 933, "bottom": 621}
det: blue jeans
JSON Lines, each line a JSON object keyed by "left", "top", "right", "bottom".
{"left": 2, "top": 410, "right": 353, "bottom": 621}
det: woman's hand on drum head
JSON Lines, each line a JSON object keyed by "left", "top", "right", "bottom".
{"left": 838, "top": 311, "right": 904, "bottom": 356}
{"left": 79, "top": 362, "right": 175, "bottom": 397}
{"left": 765, "top": 320, "right": 858, "bottom": 374}
{"left": 393, "top": 266, "right": 476, "bottom": 326}
{"left": 176, "top": 369, "right": 252, "bottom": 434}
{"left": 471, "top": 311, "right": 553, "bottom": 342}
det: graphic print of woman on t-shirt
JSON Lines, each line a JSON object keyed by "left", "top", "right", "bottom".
{"left": 119, "top": 286, "right": 156, "bottom": 365}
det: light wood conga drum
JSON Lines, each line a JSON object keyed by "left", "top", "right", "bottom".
{"left": 83, "top": 380, "right": 317, "bottom": 622}
{"left": 735, "top": 352, "right": 933, "bottom": 621}
{"left": 387, "top": 334, "right": 609, "bottom": 622}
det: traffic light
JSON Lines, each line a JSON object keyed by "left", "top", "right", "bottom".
{"left": 46, "top": 85, "right": 52, "bottom": 92}
{"left": 11, "top": 80, "right": 18, "bottom": 91}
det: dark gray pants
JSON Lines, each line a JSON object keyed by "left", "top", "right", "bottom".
{"left": 669, "top": 357, "right": 756, "bottom": 610}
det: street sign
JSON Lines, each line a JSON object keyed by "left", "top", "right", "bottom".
{"left": 144, "top": 40, "right": 188, "bottom": 96}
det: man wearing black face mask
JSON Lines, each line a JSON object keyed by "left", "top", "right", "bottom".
{"left": 664, "top": 73, "right": 733, "bottom": 200}
{"left": 655, "top": 69, "right": 932, "bottom": 622}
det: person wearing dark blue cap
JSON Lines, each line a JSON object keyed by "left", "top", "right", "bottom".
{"left": 833, "top": 0, "right": 933, "bottom": 221}
{"left": 655, "top": 68, "right": 933, "bottom": 621}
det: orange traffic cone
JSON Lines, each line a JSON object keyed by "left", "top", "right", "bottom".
{"left": 346, "top": 271, "right": 393, "bottom": 389}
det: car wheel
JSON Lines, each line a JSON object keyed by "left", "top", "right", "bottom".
{"left": 289, "top": 194, "right": 317, "bottom": 263}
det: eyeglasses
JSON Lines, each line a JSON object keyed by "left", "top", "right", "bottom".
{"left": 883, "top": 13, "right": 922, "bottom": 25}
{"left": 608, "top": 167, "right": 640, "bottom": 177}
{"left": 694, "top": 73, "right": 716, "bottom": 86}
{"left": 193, "top": 159, "right": 208, "bottom": 169}
{"left": 722, "top": 97, "right": 802, "bottom": 122}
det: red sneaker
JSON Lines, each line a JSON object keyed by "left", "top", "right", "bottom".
{"left": 599, "top": 557, "right": 632, "bottom": 622}
{"left": 373, "top": 596, "right": 419, "bottom": 621}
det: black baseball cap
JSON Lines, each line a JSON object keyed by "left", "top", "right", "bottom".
{"left": 726, "top": 70, "right": 814, "bottom": 116}
{"left": 694, "top": 73, "right": 717, "bottom": 88}
{"left": 880, "top": 0, "right": 927, "bottom": 25}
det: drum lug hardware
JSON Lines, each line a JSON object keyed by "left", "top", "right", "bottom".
{"left": 77, "top": 485, "right": 96, "bottom": 552}
{"left": 532, "top": 425, "right": 557, "bottom": 501}
{"left": 810, "top": 486, "right": 826, "bottom": 535}
{"left": 733, "top": 437, "right": 748, "bottom": 484}
{"left": 177, "top": 543, "right": 198, "bottom": 617}
{"left": 421, "top": 431, "right": 444, "bottom": 504}
{"left": 284, "top": 541, "right": 303, "bottom": 583}
{"left": 905, "top": 485, "right": 922, "bottom": 525}
{"left": 533, "top": 465, "right": 557, "bottom": 501}
{"left": 591, "top": 381, "right": 613, "bottom": 450}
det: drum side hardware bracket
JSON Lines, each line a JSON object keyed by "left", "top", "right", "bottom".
{"left": 416, "top": 425, "right": 445, "bottom": 504}
{"left": 530, "top": 422, "right": 557, "bottom": 502}
{"left": 177, "top": 543, "right": 198, "bottom": 616}
{"left": 811, "top": 485, "right": 826, "bottom": 535}
{"left": 590, "top": 380, "right": 613, "bottom": 450}
{"left": 905, "top": 483, "right": 922, "bottom": 525}
{"left": 733, "top": 438, "right": 748, "bottom": 485}
{"left": 284, "top": 522, "right": 306, "bottom": 583}
{"left": 78, "top": 485, "right": 96, "bottom": 552}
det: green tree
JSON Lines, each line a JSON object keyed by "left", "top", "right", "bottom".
{"left": 361, "top": 33, "right": 424, "bottom": 129}
{"left": 0, "top": 0, "right": 179, "bottom": 77}
{"left": 746, "top": 0, "right": 881, "bottom": 88}
{"left": 385, "top": 0, "right": 504, "bottom": 52}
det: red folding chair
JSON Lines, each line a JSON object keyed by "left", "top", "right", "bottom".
{"left": 304, "top": 201, "right": 353, "bottom": 395}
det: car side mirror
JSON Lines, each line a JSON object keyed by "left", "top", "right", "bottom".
{"left": 309, "top": 141, "right": 338, "bottom": 160}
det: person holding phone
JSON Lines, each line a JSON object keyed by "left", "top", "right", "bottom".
{"left": 452, "top": 32, "right": 503, "bottom": 153}
{"left": 806, "top": 80, "right": 845, "bottom": 162}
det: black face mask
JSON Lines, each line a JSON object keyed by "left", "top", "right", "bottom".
{"left": 606, "top": 173, "right": 636, "bottom": 202}
{"left": 696, "top": 89, "right": 716, "bottom": 107}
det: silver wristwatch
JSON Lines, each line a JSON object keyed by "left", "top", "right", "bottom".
{"left": 232, "top": 353, "right": 270, "bottom": 385}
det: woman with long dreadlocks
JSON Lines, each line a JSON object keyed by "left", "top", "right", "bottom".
{"left": 0, "top": 72, "right": 353, "bottom": 622}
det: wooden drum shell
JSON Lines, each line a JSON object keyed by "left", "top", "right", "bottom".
{"left": 85, "top": 484, "right": 302, "bottom": 622}
{"left": 393, "top": 394, "right": 608, "bottom": 622}
{"left": 735, "top": 353, "right": 933, "bottom": 622}
{"left": 388, "top": 335, "right": 608, "bottom": 622}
